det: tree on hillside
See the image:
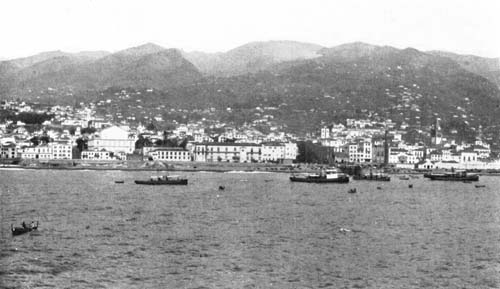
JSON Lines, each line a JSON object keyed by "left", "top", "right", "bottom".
{"left": 146, "top": 122, "right": 156, "bottom": 131}
{"left": 14, "top": 112, "right": 54, "bottom": 125}
{"left": 135, "top": 135, "right": 153, "bottom": 149}
{"left": 30, "top": 136, "right": 39, "bottom": 146}
{"left": 76, "top": 138, "right": 88, "bottom": 152}
{"left": 164, "top": 138, "right": 178, "bottom": 147}
{"left": 39, "top": 135, "right": 51, "bottom": 144}
{"left": 179, "top": 138, "right": 189, "bottom": 149}
{"left": 162, "top": 130, "right": 172, "bottom": 143}
{"left": 81, "top": 127, "right": 96, "bottom": 135}
{"left": 72, "top": 146, "right": 81, "bottom": 159}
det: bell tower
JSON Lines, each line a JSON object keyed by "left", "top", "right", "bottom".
{"left": 431, "top": 118, "right": 442, "bottom": 145}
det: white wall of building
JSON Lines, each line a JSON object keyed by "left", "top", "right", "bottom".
{"left": 148, "top": 148, "right": 191, "bottom": 162}
{"left": 88, "top": 126, "right": 136, "bottom": 154}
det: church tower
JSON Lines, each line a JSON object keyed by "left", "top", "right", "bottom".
{"left": 431, "top": 118, "right": 442, "bottom": 146}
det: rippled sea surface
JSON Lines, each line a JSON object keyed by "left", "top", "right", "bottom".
{"left": 1, "top": 169, "right": 500, "bottom": 288}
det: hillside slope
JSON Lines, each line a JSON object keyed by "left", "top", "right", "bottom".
{"left": 0, "top": 44, "right": 202, "bottom": 95}
{"left": 144, "top": 43, "right": 500, "bottom": 135}
{"left": 428, "top": 50, "right": 500, "bottom": 88}
{"left": 184, "top": 40, "right": 323, "bottom": 76}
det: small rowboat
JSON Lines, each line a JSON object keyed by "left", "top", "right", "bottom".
{"left": 11, "top": 221, "right": 38, "bottom": 236}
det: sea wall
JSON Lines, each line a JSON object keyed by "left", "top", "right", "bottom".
{"left": 17, "top": 159, "right": 305, "bottom": 173}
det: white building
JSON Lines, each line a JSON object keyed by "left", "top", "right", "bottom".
{"left": 81, "top": 150, "right": 115, "bottom": 160}
{"left": 193, "top": 133, "right": 212, "bottom": 143}
{"left": 460, "top": 151, "right": 478, "bottom": 163}
{"left": 321, "top": 138, "right": 347, "bottom": 152}
{"left": 261, "top": 142, "right": 298, "bottom": 163}
{"left": 19, "top": 142, "right": 72, "bottom": 160}
{"left": 0, "top": 144, "right": 18, "bottom": 159}
{"left": 283, "top": 142, "right": 298, "bottom": 161}
{"left": 345, "top": 140, "right": 372, "bottom": 163}
{"left": 49, "top": 142, "right": 72, "bottom": 159}
{"left": 346, "top": 119, "right": 373, "bottom": 128}
{"left": 389, "top": 148, "right": 418, "bottom": 164}
{"left": 261, "top": 143, "right": 285, "bottom": 162}
{"left": 429, "top": 150, "right": 443, "bottom": 162}
{"left": 321, "top": 127, "right": 330, "bottom": 139}
{"left": 21, "top": 145, "right": 52, "bottom": 160}
{"left": 88, "top": 126, "right": 136, "bottom": 154}
{"left": 146, "top": 147, "right": 191, "bottom": 162}
{"left": 472, "top": 145, "right": 491, "bottom": 159}
{"left": 192, "top": 143, "right": 261, "bottom": 163}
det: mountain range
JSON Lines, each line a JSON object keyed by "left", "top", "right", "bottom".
{"left": 1, "top": 41, "right": 499, "bottom": 92}
{"left": 1, "top": 40, "right": 500, "bottom": 141}
{"left": 0, "top": 43, "right": 201, "bottom": 95}
{"left": 1, "top": 41, "right": 499, "bottom": 91}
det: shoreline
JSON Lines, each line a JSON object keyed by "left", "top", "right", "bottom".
{"left": 3, "top": 161, "right": 500, "bottom": 176}
{"left": 1, "top": 160, "right": 300, "bottom": 173}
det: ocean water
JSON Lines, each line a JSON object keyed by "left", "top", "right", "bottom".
{"left": 1, "top": 169, "right": 500, "bottom": 288}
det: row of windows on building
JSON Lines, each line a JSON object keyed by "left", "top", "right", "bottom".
{"left": 149, "top": 150, "right": 191, "bottom": 161}
{"left": 194, "top": 147, "right": 262, "bottom": 153}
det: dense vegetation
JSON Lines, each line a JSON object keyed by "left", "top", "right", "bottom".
{"left": 0, "top": 110, "right": 54, "bottom": 125}
{"left": 296, "top": 141, "right": 336, "bottom": 164}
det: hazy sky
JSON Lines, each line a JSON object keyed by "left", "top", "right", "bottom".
{"left": 1, "top": 0, "right": 499, "bottom": 59}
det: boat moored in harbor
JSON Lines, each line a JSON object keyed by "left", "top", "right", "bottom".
{"left": 135, "top": 175, "right": 188, "bottom": 185}
{"left": 427, "top": 170, "right": 479, "bottom": 182}
{"left": 353, "top": 173, "right": 390, "bottom": 181}
{"left": 290, "top": 168, "right": 349, "bottom": 183}
{"left": 352, "top": 167, "right": 390, "bottom": 181}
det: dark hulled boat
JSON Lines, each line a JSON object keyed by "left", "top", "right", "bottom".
{"left": 135, "top": 175, "right": 188, "bottom": 185}
{"left": 353, "top": 174, "right": 390, "bottom": 181}
{"left": 290, "top": 169, "right": 349, "bottom": 183}
{"left": 427, "top": 171, "right": 479, "bottom": 182}
{"left": 423, "top": 172, "right": 441, "bottom": 178}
